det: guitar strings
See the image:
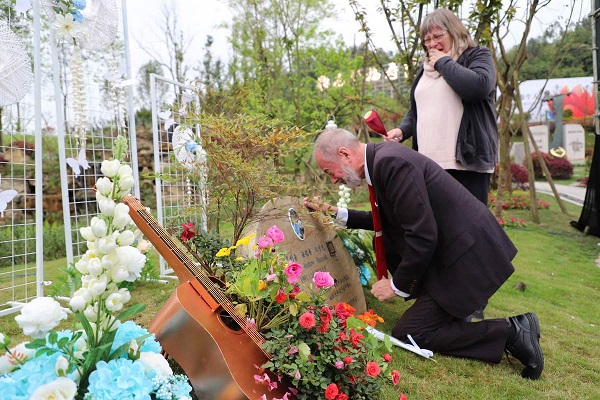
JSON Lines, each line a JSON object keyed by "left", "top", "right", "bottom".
{"left": 122, "top": 197, "right": 267, "bottom": 348}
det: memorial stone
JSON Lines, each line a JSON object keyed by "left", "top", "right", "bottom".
{"left": 241, "top": 197, "right": 367, "bottom": 313}
{"left": 563, "top": 124, "right": 586, "bottom": 164}
{"left": 528, "top": 124, "right": 549, "bottom": 154}
{"left": 510, "top": 142, "right": 526, "bottom": 165}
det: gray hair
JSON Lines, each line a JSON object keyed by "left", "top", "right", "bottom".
{"left": 313, "top": 128, "right": 361, "bottom": 161}
{"left": 420, "top": 8, "right": 476, "bottom": 57}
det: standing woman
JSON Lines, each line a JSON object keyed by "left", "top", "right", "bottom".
{"left": 386, "top": 8, "right": 498, "bottom": 205}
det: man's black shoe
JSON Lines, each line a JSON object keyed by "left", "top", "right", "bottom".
{"left": 505, "top": 313, "right": 544, "bottom": 379}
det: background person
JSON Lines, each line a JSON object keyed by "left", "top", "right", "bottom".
{"left": 386, "top": 8, "right": 497, "bottom": 206}
{"left": 305, "top": 129, "right": 544, "bottom": 380}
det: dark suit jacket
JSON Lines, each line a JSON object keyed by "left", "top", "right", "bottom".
{"left": 347, "top": 143, "right": 516, "bottom": 318}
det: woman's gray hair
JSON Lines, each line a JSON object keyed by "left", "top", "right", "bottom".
{"left": 420, "top": 8, "right": 476, "bottom": 57}
{"left": 313, "top": 128, "right": 360, "bottom": 161}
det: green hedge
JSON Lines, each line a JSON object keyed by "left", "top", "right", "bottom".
{"left": 0, "top": 222, "right": 66, "bottom": 268}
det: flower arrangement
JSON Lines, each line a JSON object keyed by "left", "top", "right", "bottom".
{"left": 50, "top": 0, "right": 87, "bottom": 42}
{"left": 0, "top": 136, "right": 192, "bottom": 400}
{"left": 198, "top": 224, "right": 406, "bottom": 399}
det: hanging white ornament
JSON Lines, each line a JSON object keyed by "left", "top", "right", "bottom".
{"left": 0, "top": 21, "right": 34, "bottom": 106}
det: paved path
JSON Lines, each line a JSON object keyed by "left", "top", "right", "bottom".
{"left": 534, "top": 181, "right": 587, "bottom": 206}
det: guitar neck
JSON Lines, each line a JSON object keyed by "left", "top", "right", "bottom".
{"left": 122, "top": 196, "right": 267, "bottom": 350}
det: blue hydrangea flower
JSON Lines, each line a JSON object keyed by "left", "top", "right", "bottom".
{"left": 152, "top": 375, "right": 192, "bottom": 400}
{"left": 10, "top": 353, "right": 63, "bottom": 398}
{"left": 73, "top": 0, "right": 87, "bottom": 10}
{"left": 185, "top": 140, "right": 198, "bottom": 153}
{"left": 87, "top": 359, "right": 153, "bottom": 400}
{"left": 111, "top": 321, "right": 162, "bottom": 356}
{"left": 359, "top": 264, "right": 372, "bottom": 286}
{"left": 0, "top": 374, "right": 28, "bottom": 400}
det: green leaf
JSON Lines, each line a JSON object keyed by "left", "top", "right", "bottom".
{"left": 298, "top": 342, "right": 310, "bottom": 361}
{"left": 115, "top": 303, "right": 146, "bottom": 321}
{"left": 288, "top": 302, "right": 298, "bottom": 316}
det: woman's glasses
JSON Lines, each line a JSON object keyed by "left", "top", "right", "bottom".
{"left": 423, "top": 31, "right": 446, "bottom": 45}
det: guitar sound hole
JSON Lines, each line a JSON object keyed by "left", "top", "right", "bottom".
{"left": 219, "top": 311, "right": 242, "bottom": 331}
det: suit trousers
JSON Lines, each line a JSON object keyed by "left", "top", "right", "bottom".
{"left": 391, "top": 290, "right": 508, "bottom": 364}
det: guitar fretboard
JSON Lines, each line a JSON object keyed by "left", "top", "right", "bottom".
{"left": 122, "top": 196, "right": 267, "bottom": 350}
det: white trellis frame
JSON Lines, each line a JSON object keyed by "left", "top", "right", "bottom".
{"left": 0, "top": 0, "right": 44, "bottom": 316}
{"left": 149, "top": 74, "right": 207, "bottom": 278}
{"left": 52, "top": 1, "right": 140, "bottom": 268}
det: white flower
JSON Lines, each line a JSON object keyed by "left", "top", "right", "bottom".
{"left": 0, "top": 342, "right": 34, "bottom": 373}
{"left": 116, "top": 230, "right": 135, "bottom": 246}
{"left": 90, "top": 217, "right": 108, "bottom": 238}
{"left": 86, "top": 256, "right": 103, "bottom": 276}
{"left": 97, "top": 234, "right": 118, "bottom": 254}
{"left": 116, "top": 246, "right": 146, "bottom": 281}
{"left": 82, "top": 274, "right": 108, "bottom": 296}
{"left": 108, "top": 265, "right": 129, "bottom": 283}
{"left": 0, "top": 333, "right": 7, "bottom": 347}
{"left": 101, "top": 159, "right": 121, "bottom": 178}
{"left": 128, "top": 339, "right": 140, "bottom": 359}
{"left": 52, "top": 13, "right": 83, "bottom": 42}
{"left": 98, "top": 197, "right": 116, "bottom": 216}
{"left": 95, "top": 177, "right": 113, "bottom": 196}
{"left": 112, "top": 203, "right": 132, "bottom": 229}
{"left": 117, "top": 174, "right": 135, "bottom": 193}
{"left": 14, "top": 297, "right": 70, "bottom": 339}
{"left": 105, "top": 291, "right": 126, "bottom": 312}
{"left": 30, "top": 377, "right": 77, "bottom": 400}
{"left": 83, "top": 304, "right": 98, "bottom": 322}
{"left": 79, "top": 226, "right": 96, "bottom": 242}
{"left": 139, "top": 352, "right": 173, "bottom": 376}
{"left": 74, "top": 254, "right": 90, "bottom": 274}
{"left": 55, "top": 355, "right": 69, "bottom": 376}
{"left": 69, "top": 295, "right": 87, "bottom": 312}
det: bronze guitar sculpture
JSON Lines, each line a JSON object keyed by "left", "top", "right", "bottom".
{"left": 123, "top": 196, "right": 292, "bottom": 400}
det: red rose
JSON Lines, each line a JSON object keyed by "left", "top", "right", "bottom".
{"left": 180, "top": 222, "right": 196, "bottom": 242}
{"left": 399, "top": 394, "right": 408, "bottom": 400}
{"left": 365, "top": 361, "right": 381, "bottom": 377}
{"left": 275, "top": 289, "right": 287, "bottom": 304}
{"left": 343, "top": 356, "right": 353, "bottom": 364}
{"left": 335, "top": 393, "right": 349, "bottom": 400}
{"left": 324, "top": 383, "right": 339, "bottom": 400}
{"left": 299, "top": 312, "right": 316, "bottom": 329}
{"left": 391, "top": 369, "right": 400, "bottom": 385}
{"left": 383, "top": 353, "right": 392, "bottom": 362}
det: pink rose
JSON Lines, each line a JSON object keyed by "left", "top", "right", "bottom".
{"left": 313, "top": 271, "right": 335, "bottom": 289}
{"left": 284, "top": 261, "right": 303, "bottom": 284}
{"left": 257, "top": 236, "right": 274, "bottom": 249}
{"left": 266, "top": 225, "right": 285, "bottom": 243}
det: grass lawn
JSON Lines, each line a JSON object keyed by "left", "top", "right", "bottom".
{"left": 0, "top": 193, "right": 598, "bottom": 399}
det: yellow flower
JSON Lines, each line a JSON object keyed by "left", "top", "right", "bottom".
{"left": 215, "top": 247, "right": 232, "bottom": 257}
{"left": 258, "top": 280, "right": 267, "bottom": 291}
{"left": 235, "top": 257, "right": 244, "bottom": 261}
{"left": 236, "top": 233, "right": 256, "bottom": 247}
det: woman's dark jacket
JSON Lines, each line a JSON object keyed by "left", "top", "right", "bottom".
{"left": 398, "top": 46, "right": 498, "bottom": 173}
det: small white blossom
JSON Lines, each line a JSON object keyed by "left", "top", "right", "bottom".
{"left": 30, "top": 377, "right": 77, "bottom": 400}
{"left": 98, "top": 197, "right": 116, "bottom": 216}
{"left": 116, "top": 230, "right": 135, "bottom": 246}
{"left": 101, "top": 159, "right": 121, "bottom": 178}
{"left": 52, "top": 13, "right": 83, "bottom": 41}
{"left": 55, "top": 355, "right": 69, "bottom": 376}
{"left": 112, "top": 203, "right": 132, "bottom": 229}
{"left": 90, "top": 217, "right": 108, "bottom": 238}
{"left": 79, "top": 226, "right": 96, "bottom": 242}
{"left": 95, "top": 177, "right": 113, "bottom": 196}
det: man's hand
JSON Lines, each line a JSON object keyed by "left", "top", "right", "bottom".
{"left": 385, "top": 128, "right": 403, "bottom": 142}
{"left": 371, "top": 277, "right": 397, "bottom": 301}
{"left": 303, "top": 196, "right": 338, "bottom": 216}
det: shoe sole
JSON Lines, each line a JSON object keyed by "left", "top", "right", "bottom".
{"left": 522, "top": 312, "right": 544, "bottom": 380}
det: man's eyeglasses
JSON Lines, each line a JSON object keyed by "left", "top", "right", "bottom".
{"left": 423, "top": 31, "right": 446, "bottom": 45}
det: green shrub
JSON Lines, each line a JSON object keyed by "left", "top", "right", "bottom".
{"left": 0, "top": 222, "right": 66, "bottom": 268}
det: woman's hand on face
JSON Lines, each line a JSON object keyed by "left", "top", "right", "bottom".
{"left": 427, "top": 48, "right": 451, "bottom": 67}
{"left": 385, "top": 128, "right": 403, "bottom": 142}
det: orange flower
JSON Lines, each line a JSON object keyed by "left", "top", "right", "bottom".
{"left": 357, "top": 309, "right": 384, "bottom": 327}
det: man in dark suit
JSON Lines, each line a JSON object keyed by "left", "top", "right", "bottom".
{"left": 305, "top": 128, "right": 544, "bottom": 379}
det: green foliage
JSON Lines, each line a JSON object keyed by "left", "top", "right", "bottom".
{"left": 518, "top": 19, "right": 592, "bottom": 80}
{"left": 188, "top": 111, "right": 310, "bottom": 242}
{"left": 0, "top": 221, "right": 66, "bottom": 268}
